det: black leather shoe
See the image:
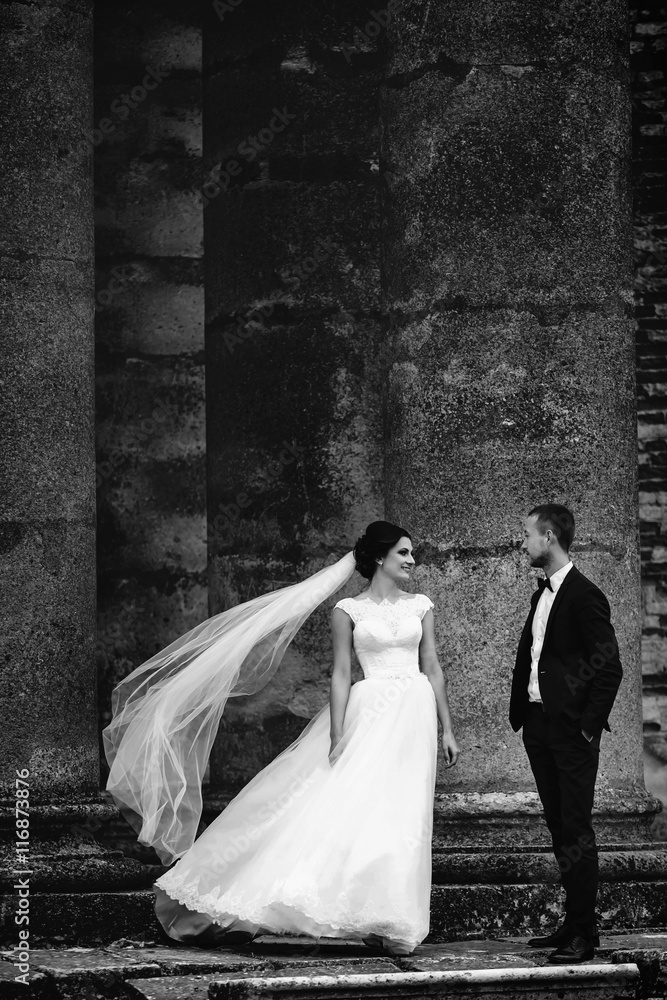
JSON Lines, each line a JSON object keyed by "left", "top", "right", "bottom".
{"left": 221, "top": 931, "right": 256, "bottom": 945}
{"left": 187, "top": 928, "right": 256, "bottom": 948}
{"left": 528, "top": 923, "right": 571, "bottom": 948}
{"left": 548, "top": 934, "right": 595, "bottom": 964}
{"left": 529, "top": 924, "right": 599, "bottom": 949}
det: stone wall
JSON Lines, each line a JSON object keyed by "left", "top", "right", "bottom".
{"left": 93, "top": 0, "right": 206, "bottom": 772}
{"left": 91, "top": 1, "right": 667, "bottom": 815}
{"left": 632, "top": 0, "right": 667, "bottom": 826}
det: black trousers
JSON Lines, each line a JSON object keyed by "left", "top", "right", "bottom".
{"left": 522, "top": 703, "right": 600, "bottom": 939}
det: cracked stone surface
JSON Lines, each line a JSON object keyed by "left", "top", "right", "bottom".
{"left": 1, "top": 932, "right": 666, "bottom": 998}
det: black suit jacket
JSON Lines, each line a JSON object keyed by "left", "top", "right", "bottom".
{"left": 509, "top": 566, "right": 623, "bottom": 737}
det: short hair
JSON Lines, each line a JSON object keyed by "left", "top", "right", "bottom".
{"left": 528, "top": 504, "right": 575, "bottom": 552}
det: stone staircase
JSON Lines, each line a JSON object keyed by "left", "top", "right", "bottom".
{"left": 2, "top": 934, "right": 666, "bottom": 1000}
{"left": 2, "top": 833, "right": 667, "bottom": 998}
{"left": 7, "top": 844, "right": 667, "bottom": 948}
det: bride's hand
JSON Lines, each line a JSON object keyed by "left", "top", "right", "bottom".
{"left": 329, "top": 732, "right": 343, "bottom": 765}
{"left": 441, "top": 731, "right": 459, "bottom": 768}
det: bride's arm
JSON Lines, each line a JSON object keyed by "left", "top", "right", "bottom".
{"left": 329, "top": 607, "right": 353, "bottom": 757}
{"left": 419, "top": 609, "right": 460, "bottom": 768}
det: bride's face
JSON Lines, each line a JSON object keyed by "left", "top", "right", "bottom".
{"left": 378, "top": 536, "right": 414, "bottom": 583}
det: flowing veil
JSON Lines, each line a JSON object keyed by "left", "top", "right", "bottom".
{"left": 103, "top": 551, "right": 356, "bottom": 865}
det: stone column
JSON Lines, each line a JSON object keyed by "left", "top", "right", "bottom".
{"left": 631, "top": 0, "right": 667, "bottom": 838}
{"left": 0, "top": 1, "right": 152, "bottom": 918}
{"left": 381, "top": 0, "right": 666, "bottom": 933}
{"left": 93, "top": 0, "right": 207, "bottom": 793}
{"left": 202, "top": 3, "right": 384, "bottom": 794}
{"left": 0, "top": 0, "right": 97, "bottom": 803}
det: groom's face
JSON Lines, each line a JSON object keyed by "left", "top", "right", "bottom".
{"left": 522, "top": 515, "right": 549, "bottom": 567}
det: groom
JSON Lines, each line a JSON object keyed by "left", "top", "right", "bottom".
{"left": 509, "top": 504, "right": 623, "bottom": 963}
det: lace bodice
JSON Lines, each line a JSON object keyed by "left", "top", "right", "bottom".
{"left": 334, "top": 594, "right": 434, "bottom": 679}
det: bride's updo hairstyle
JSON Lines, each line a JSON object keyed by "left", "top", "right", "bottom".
{"left": 353, "top": 520, "right": 412, "bottom": 580}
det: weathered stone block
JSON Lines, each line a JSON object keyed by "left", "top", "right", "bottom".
{"left": 206, "top": 313, "right": 383, "bottom": 568}
{"left": 93, "top": 73, "right": 203, "bottom": 260}
{"left": 98, "top": 483, "right": 207, "bottom": 576}
{"left": 203, "top": 0, "right": 386, "bottom": 68}
{"left": 96, "top": 157, "right": 204, "bottom": 258}
{"left": 429, "top": 881, "right": 667, "bottom": 941}
{"left": 0, "top": 960, "right": 51, "bottom": 998}
{"left": 94, "top": 0, "right": 201, "bottom": 78}
{"left": 382, "top": 66, "right": 630, "bottom": 310}
{"left": 96, "top": 259, "right": 204, "bottom": 356}
{"left": 431, "top": 847, "right": 667, "bottom": 884}
{"left": 411, "top": 547, "right": 641, "bottom": 795}
{"left": 206, "top": 184, "right": 379, "bottom": 318}
{"left": 208, "top": 962, "right": 641, "bottom": 999}
{"left": 641, "top": 632, "right": 667, "bottom": 673}
{"left": 0, "top": 519, "right": 98, "bottom": 799}
{"left": 384, "top": 309, "right": 636, "bottom": 547}
{"left": 0, "top": 2, "right": 94, "bottom": 260}
{"left": 93, "top": 79, "right": 202, "bottom": 166}
{"left": 431, "top": 546, "right": 642, "bottom": 789}
{"left": 97, "top": 576, "right": 208, "bottom": 736}
{"left": 0, "top": 258, "right": 95, "bottom": 518}
{"left": 96, "top": 357, "right": 205, "bottom": 465}
{"left": 386, "top": 0, "right": 629, "bottom": 72}
{"left": 204, "top": 64, "right": 379, "bottom": 170}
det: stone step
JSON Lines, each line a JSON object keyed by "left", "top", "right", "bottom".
{"left": 201, "top": 965, "right": 642, "bottom": 1000}
{"left": 431, "top": 848, "right": 667, "bottom": 885}
{"left": 0, "top": 889, "right": 166, "bottom": 948}
{"left": 4, "top": 881, "right": 667, "bottom": 948}
{"left": 429, "top": 882, "right": 667, "bottom": 940}
{"left": 124, "top": 965, "right": 643, "bottom": 1000}
{"left": 3, "top": 935, "right": 666, "bottom": 1000}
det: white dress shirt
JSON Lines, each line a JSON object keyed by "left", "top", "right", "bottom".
{"left": 527, "top": 561, "right": 574, "bottom": 703}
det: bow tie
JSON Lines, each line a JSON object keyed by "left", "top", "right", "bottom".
{"left": 537, "top": 577, "right": 553, "bottom": 593}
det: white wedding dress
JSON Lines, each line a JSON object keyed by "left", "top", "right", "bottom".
{"left": 154, "top": 593, "right": 438, "bottom": 952}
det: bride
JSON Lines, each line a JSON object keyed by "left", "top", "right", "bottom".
{"left": 104, "top": 521, "right": 459, "bottom": 955}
